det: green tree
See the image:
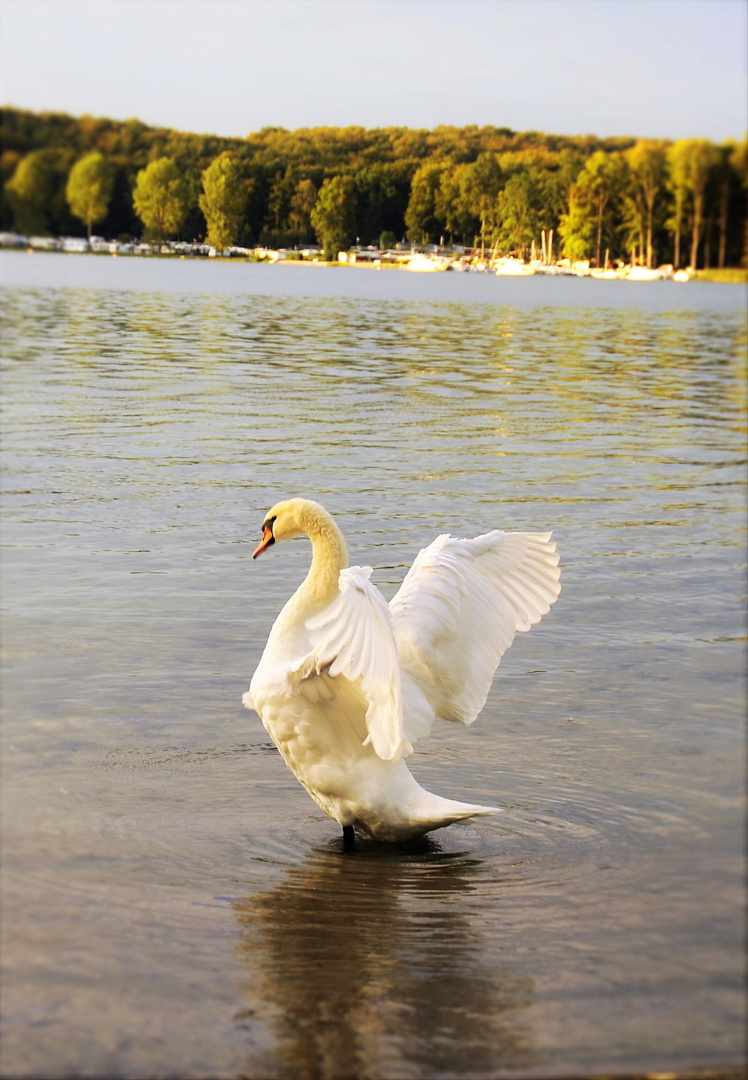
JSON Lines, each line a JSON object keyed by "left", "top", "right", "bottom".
{"left": 552, "top": 149, "right": 586, "bottom": 216}
{"left": 618, "top": 160, "right": 645, "bottom": 266}
{"left": 558, "top": 193, "right": 596, "bottom": 262}
{"left": 405, "top": 161, "right": 446, "bottom": 244}
{"left": 667, "top": 138, "right": 722, "bottom": 269}
{"left": 310, "top": 175, "right": 357, "bottom": 259}
{"left": 685, "top": 139, "right": 719, "bottom": 269}
{"left": 710, "top": 142, "right": 737, "bottom": 269}
{"left": 560, "top": 152, "right": 623, "bottom": 265}
{"left": 625, "top": 140, "right": 667, "bottom": 267}
{"left": 4, "top": 149, "right": 71, "bottom": 234}
{"left": 730, "top": 138, "right": 748, "bottom": 268}
{"left": 1, "top": 150, "right": 21, "bottom": 186}
{"left": 65, "top": 152, "right": 114, "bottom": 241}
{"left": 288, "top": 178, "right": 318, "bottom": 242}
{"left": 132, "top": 157, "right": 190, "bottom": 243}
{"left": 5, "top": 106, "right": 746, "bottom": 269}
{"left": 266, "top": 165, "right": 296, "bottom": 231}
{"left": 461, "top": 153, "right": 502, "bottom": 250}
{"left": 0, "top": 151, "right": 21, "bottom": 229}
{"left": 354, "top": 166, "right": 405, "bottom": 245}
{"left": 666, "top": 140, "right": 692, "bottom": 268}
{"left": 434, "top": 164, "right": 469, "bottom": 242}
{"left": 586, "top": 151, "right": 624, "bottom": 266}
{"left": 495, "top": 169, "right": 548, "bottom": 258}
{"left": 198, "top": 152, "right": 247, "bottom": 250}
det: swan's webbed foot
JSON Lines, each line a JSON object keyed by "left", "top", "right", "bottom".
{"left": 342, "top": 825, "right": 355, "bottom": 850}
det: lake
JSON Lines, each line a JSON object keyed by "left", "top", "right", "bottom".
{"left": 1, "top": 251, "right": 746, "bottom": 1079}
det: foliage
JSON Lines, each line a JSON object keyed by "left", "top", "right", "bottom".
{"left": 266, "top": 165, "right": 296, "bottom": 231}
{"left": 354, "top": 165, "right": 409, "bottom": 245}
{"left": 65, "top": 152, "right": 114, "bottom": 240}
{"left": 683, "top": 139, "right": 720, "bottom": 270}
{"left": 666, "top": 140, "right": 691, "bottom": 268}
{"left": 730, "top": 138, "right": 748, "bottom": 268}
{"left": 4, "top": 147, "right": 75, "bottom": 235}
{"left": 1, "top": 107, "right": 745, "bottom": 267}
{"left": 199, "top": 152, "right": 247, "bottom": 250}
{"left": 405, "top": 161, "right": 447, "bottom": 244}
{"left": 310, "top": 175, "right": 357, "bottom": 259}
{"left": 667, "top": 139, "right": 724, "bottom": 268}
{"left": 560, "top": 151, "right": 625, "bottom": 265}
{"left": 558, "top": 192, "right": 596, "bottom": 263}
{"left": 623, "top": 140, "right": 668, "bottom": 267}
{"left": 434, "top": 164, "right": 471, "bottom": 242}
{"left": 132, "top": 157, "right": 190, "bottom": 242}
{"left": 288, "top": 178, "right": 318, "bottom": 242}
{"left": 460, "top": 153, "right": 503, "bottom": 249}
{"left": 496, "top": 170, "right": 549, "bottom": 258}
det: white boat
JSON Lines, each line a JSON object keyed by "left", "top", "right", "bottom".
{"left": 627, "top": 266, "right": 665, "bottom": 281}
{"left": 673, "top": 269, "right": 692, "bottom": 282}
{"left": 0, "top": 232, "right": 27, "bottom": 248}
{"left": 494, "top": 258, "right": 535, "bottom": 276}
{"left": 61, "top": 237, "right": 89, "bottom": 253}
{"left": 590, "top": 267, "right": 626, "bottom": 280}
{"left": 554, "top": 259, "right": 588, "bottom": 276}
{"left": 29, "top": 236, "right": 62, "bottom": 251}
{"left": 406, "top": 255, "right": 448, "bottom": 272}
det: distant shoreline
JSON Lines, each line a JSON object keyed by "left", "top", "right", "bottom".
{"left": 3, "top": 246, "right": 746, "bottom": 284}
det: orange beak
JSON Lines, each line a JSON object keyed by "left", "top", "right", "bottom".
{"left": 252, "top": 525, "right": 275, "bottom": 559}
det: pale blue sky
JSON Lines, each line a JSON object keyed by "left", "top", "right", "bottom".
{"left": 1, "top": 0, "right": 746, "bottom": 141}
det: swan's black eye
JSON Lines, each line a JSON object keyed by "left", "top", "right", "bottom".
{"left": 262, "top": 516, "right": 277, "bottom": 534}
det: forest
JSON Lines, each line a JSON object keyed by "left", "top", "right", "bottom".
{"left": 1, "top": 106, "right": 746, "bottom": 268}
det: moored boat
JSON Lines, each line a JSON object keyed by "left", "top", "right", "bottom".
{"left": 406, "top": 254, "right": 449, "bottom": 272}
{"left": 627, "top": 266, "right": 666, "bottom": 281}
{"left": 494, "top": 258, "right": 535, "bottom": 276}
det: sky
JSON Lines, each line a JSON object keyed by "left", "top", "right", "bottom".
{"left": 1, "top": 0, "right": 746, "bottom": 142}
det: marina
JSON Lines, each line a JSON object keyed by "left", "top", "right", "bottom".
{"left": 0, "top": 230, "right": 708, "bottom": 280}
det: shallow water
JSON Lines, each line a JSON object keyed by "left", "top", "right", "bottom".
{"left": 1, "top": 252, "right": 746, "bottom": 1079}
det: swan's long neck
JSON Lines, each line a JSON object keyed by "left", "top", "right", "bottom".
{"left": 298, "top": 502, "right": 348, "bottom": 609}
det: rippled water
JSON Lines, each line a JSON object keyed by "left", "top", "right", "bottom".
{"left": 1, "top": 252, "right": 746, "bottom": 1079}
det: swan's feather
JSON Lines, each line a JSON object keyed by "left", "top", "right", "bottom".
{"left": 390, "top": 530, "right": 561, "bottom": 742}
{"left": 301, "top": 566, "right": 409, "bottom": 762}
{"left": 245, "top": 499, "right": 560, "bottom": 840}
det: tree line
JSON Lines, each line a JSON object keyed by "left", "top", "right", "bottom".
{"left": 1, "top": 107, "right": 746, "bottom": 267}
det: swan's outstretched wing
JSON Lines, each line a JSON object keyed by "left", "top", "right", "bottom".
{"left": 390, "top": 531, "right": 561, "bottom": 744}
{"left": 298, "top": 566, "right": 409, "bottom": 762}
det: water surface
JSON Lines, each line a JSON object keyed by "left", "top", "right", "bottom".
{"left": 1, "top": 252, "right": 746, "bottom": 1078}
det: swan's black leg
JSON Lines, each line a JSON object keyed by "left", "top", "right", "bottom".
{"left": 342, "top": 825, "right": 355, "bottom": 850}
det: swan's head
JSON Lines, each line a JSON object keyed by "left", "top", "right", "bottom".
{"left": 252, "top": 498, "right": 326, "bottom": 558}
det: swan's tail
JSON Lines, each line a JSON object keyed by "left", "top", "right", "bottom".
{"left": 414, "top": 793, "right": 500, "bottom": 832}
{"left": 353, "top": 789, "right": 500, "bottom": 841}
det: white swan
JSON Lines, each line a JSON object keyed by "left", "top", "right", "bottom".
{"left": 243, "top": 499, "right": 561, "bottom": 844}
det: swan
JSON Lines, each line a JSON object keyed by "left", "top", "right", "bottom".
{"left": 243, "top": 498, "right": 561, "bottom": 844}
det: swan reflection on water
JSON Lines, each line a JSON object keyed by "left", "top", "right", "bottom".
{"left": 232, "top": 836, "right": 536, "bottom": 1079}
